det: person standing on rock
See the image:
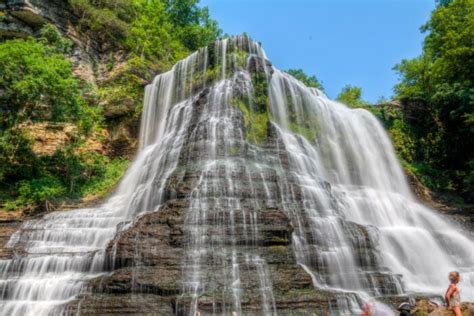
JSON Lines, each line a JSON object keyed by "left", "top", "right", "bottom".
{"left": 445, "top": 271, "right": 462, "bottom": 316}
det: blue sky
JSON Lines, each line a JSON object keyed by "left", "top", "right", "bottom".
{"left": 200, "top": 0, "right": 436, "bottom": 102}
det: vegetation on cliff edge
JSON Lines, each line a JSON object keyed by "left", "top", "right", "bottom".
{"left": 0, "top": 0, "right": 222, "bottom": 214}
{"left": 0, "top": 25, "right": 127, "bottom": 213}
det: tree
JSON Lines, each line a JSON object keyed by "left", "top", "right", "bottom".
{"left": 163, "top": 0, "right": 222, "bottom": 51}
{"left": 285, "top": 69, "right": 324, "bottom": 91}
{"left": 0, "top": 38, "right": 82, "bottom": 129}
{"left": 393, "top": 0, "right": 474, "bottom": 199}
{"left": 126, "top": 0, "right": 188, "bottom": 66}
{"left": 336, "top": 85, "right": 369, "bottom": 108}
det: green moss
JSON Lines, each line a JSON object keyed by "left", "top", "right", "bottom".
{"left": 288, "top": 122, "right": 315, "bottom": 142}
{"left": 97, "top": 56, "right": 152, "bottom": 118}
{"left": 282, "top": 101, "right": 320, "bottom": 141}
{"left": 188, "top": 45, "right": 247, "bottom": 96}
{"left": 233, "top": 98, "right": 269, "bottom": 146}
{"left": 227, "top": 144, "right": 241, "bottom": 156}
{"left": 106, "top": 53, "right": 114, "bottom": 71}
{"left": 249, "top": 112, "right": 270, "bottom": 145}
{"left": 186, "top": 63, "right": 222, "bottom": 95}
{"left": 279, "top": 287, "right": 329, "bottom": 300}
{"left": 231, "top": 49, "right": 249, "bottom": 69}
{"left": 251, "top": 72, "right": 270, "bottom": 113}
{"left": 225, "top": 68, "right": 272, "bottom": 146}
{"left": 264, "top": 245, "right": 290, "bottom": 262}
{"left": 270, "top": 236, "right": 290, "bottom": 244}
{"left": 205, "top": 64, "right": 222, "bottom": 82}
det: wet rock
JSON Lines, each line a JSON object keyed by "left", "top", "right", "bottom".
{"left": 0, "top": 220, "right": 21, "bottom": 260}
{"left": 66, "top": 293, "right": 173, "bottom": 316}
{"left": 412, "top": 299, "right": 474, "bottom": 316}
{"left": 248, "top": 55, "right": 273, "bottom": 76}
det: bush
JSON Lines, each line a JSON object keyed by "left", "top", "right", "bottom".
{"left": 78, "top": 155, "right": 129, "bottom": 197}
{"left": 19, "top": 177, "right": 65, "bottom": 205}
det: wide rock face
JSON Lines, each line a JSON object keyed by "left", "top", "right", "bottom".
{"left": 64, "top": 41, "right": 340, "bottom": 314}
{"left": 73, "top": 200, "right": 333, "bottom": 315}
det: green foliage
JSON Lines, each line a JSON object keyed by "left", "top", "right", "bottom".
{"left": 47, "top": 148, "right": 127, "bottom": 197}
{"left": 0, "top": 38, "right": 82, "bottom": 128}
{"left": 389, "top": 119, "right": 416, "bottom": 163}
{"left": 251, "top": 72, "right": 270, "bottom": 113}
{"left": 3, "top": 150, "right": 128, "bottom": 210}
{"left": 288, "top": 122, "right": 316, "bottom": 142}
{"left": 39, "top": 24, "right": 73, "bottom": 54}
{"left": 80, "top": 156, "right": 129, "bottom": 196}
{"left": 233, "top": 98, "right": 269, "bottom": 146}
{"left": 285, "top": 68, "right": 324, "bottom": 91}
{"left": 0, "top": 130, "right": 37, "bottom": 183}
{"left": 336, "top": 85, "right": 369, "bottom": 108}
{"left": 393, "top": 0, "right": 474, "bottom": 200}
{"left": 106, "top": 53, "right": 114, "bottom": 71}
{"left": 0, "top": 25, "right": 124, "bottom": 212}
{"left": 126, "top": 0, "right": 188, "bottom": 67}
{"left": 5, "top": 177, "right": 66, "bottom": 210}
{"left": 97, "top": 56, "right": 153, "bottom": 118}
{"left": 73, "top": 0, "right": 221, "bottom": 117}
{"left": 163, "top": 0, "right": 222, "bottom": 51}
{"left": 70, "top": 0, "right": 221, "bottom": 60}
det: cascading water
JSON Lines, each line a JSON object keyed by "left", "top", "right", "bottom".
{"left": 0, "top": 35, "right": 472, "bottom": 315}
{"left": 268, "top": 69, "right": 473, "bottom": 301}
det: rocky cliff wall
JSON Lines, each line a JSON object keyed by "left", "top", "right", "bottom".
{"left": 63, "top": 83, "right": 340, "bottom": 315}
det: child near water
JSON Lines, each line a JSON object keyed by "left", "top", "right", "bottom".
{"left": 445, "top": 271, "right": 462, "bottom": 316}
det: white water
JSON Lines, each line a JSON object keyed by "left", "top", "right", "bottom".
{"left": 269, "top": 69, "right": 473, "bottom": 303}
{"left": 0, "top": 35, "right": 472, "bottom": 315}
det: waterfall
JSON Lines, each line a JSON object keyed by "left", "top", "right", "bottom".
{"left": 0, "top": 35, "right": 472, "bottom": 315}
{"left": 268, "top": 69, "right": 473, "bottom": 301}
